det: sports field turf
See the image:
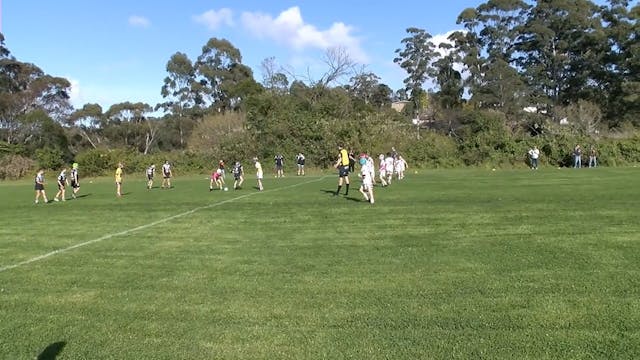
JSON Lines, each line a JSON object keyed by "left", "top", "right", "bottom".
{"left": 1, "top": 167, "right": 640, "bottom": 359}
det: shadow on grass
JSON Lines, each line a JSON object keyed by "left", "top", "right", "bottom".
{"left": 321, "top": 190, "right": 338, "bottom": 196}
{"left": 74, "top": 193, "right": 91, "bottom": 199}
{"left": 37, "top": 341, "right": 66, "bottom": 360}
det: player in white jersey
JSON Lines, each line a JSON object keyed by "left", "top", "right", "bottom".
{"left": 384, "top": 154, "right": 395, "bottom": 185}
{"left": 146, "top": 164, "right": 156, "bottom": 189}
{"left": 378, "top": 154, "right": 388, "bottom": 187}
{"left": 395, "top": 155, "right": 407, "bottom": 180}
{"left": 54, "top": 168, "right": 68, "bottom": 202}
{"left": 254, "top": 157, "right": 264, "bottom": 191}
{"left": 365, "top": 154, "right": 375, "bottom": 185}
{"left": 161, "top": 160, "right": 172, "bottom": 189}
{"left": 34, "top": 169, "right": 48, "bottom": 204}
{"left": 70, "top": 162, "right": 80, "bottom": 198}
{"left": 358, "top": 158, "right": 374, "bottom": 204}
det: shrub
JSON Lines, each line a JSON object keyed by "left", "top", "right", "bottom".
{"left": 34, "top": 148, "right": 65, "bottom": 170}
{"left": 0, "top": 155, "right": 35, "bottom": 180}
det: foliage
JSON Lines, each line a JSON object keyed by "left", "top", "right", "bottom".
{"left": 0, "top": 154, "right": 34, "bottom": 179}
{"left": 34, "top": 147, "right": 65, "bottom": 170}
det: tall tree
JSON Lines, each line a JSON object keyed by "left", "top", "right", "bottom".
{"left": 394, "top": 28, "right": 438, "bottom": 114}
{"left": 158, "top": 52, "right": 201, "bottom": 147}
{"left": 67, "top": 103, "right": 104, "bottom": 149}
{"left": 195, "top": 38, "right": 257, "bottom": 113}
{"left": 515, "top": 0, "right": 604, "bottom": 115}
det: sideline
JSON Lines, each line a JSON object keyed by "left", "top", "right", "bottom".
{"left": 0, "top": 176, "right": 328, "bottom": 273}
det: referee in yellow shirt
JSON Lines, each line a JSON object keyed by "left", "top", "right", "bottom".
{"left": 334, "top": 144, "right": 350, "bottom": 196}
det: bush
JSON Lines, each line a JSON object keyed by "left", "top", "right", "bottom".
{"left": 34, "top": 148, "right": 65, "bottom": 170}
{"left": 0, "top": 155, "right": 35, "bottom": 180}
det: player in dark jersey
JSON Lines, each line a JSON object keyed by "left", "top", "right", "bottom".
{"left": 274, "top": 154, "right": 284, "bottom": 178}
{"left": 232, "top": 161, "right": 244, "bottom": 189}
{"left": 296, "top": 153, "right": 305, "bottom": 176}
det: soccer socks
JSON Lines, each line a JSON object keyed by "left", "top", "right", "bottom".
{"left": 345, "top": 184, "right": 349, "bottom": 195}
{"left": 335, "top": 185, "right": 342, "bottom": 195}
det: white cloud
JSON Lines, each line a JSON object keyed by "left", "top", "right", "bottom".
{"left": 128, "top": 15, "right": 151, "bottom": 28}
{"left": 193, "top": 8, "right": 234, "bottom": 30}
{"left": 240, "top": 7, "right": 369, "bottom": 63}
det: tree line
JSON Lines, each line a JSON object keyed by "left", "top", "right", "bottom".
{"left": 1, "top": 0, "right": 639, "bottom": 179}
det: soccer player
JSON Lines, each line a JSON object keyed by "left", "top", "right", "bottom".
{"left": 395, "top": 155, "right": 408, "bottom": 180}
{"left": 232, "top": 161, "right": 244, "bottom": 189}
{"left": 384, "top": 153, "right": 395, "bottom": 185}
{"left": 334, "top": 144, "right": 350, "bottom": 196}
{"left": 70, "top": 162, "right": 80, "bottom": 198}
{"left": 115, "top": 163, "right": 123, "bottom": 197}
{"left": 378, "top": 154, "right": 388, "bottom": 187}
{"left": 146, "top": 164, "right": 156, "bottom": 189}
{"left": 161, "top": 160, "right": 172, "bottom": 189}
{"left": 296, "top": 152, "right": 305, "bottom": 176}
{"left": 210, "top": 168, "right": 223, "bottom": 191}
{"left": 254, "top": 157, "right": 264, "bottom": 191}
{"left": 358, "top": 158, "right": 374, "bottom": 204}
{"left": 218, "top": 159, "right": 226, "bottom": 185}
{"left": 274, "top": 154, "right": 284, "bottom": 178}
{"left": 34, "top": 169, "right": 48, "bottom": 204}
{"left": 54, "top": 167, "right": 68, "bottom": 202}
{"left": 366, "top": 153, "right": 376, "bottom": 185}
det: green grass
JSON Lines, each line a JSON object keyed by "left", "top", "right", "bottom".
{"left": 1, "top": 168, "right": 640, "bottom": 359}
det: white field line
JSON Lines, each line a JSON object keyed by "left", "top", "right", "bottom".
{"left": 0, "top": 176, "right": 328, "bottom": 273}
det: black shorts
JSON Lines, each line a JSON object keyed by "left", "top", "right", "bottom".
{"left": 339, "top": 166, "right": 349, "bottom": 177}
{"left": 147, "top": 175, "right": 153, "bottom": 181}
{"left": 163, "top": 174, "right": 171, "bottom": 179}
{"left": 276, "top": 164, "right": 283, "bottom": 170}
{"left": 297, "top": 160, "right": 305, "bottom": 166}
{"left": 58, "top": 182, "right": 65, "bottom": 190}
{"left": 35, "top": 183, "right": 44, "bottom": 191}
{"left": 234, "top": 174, "right": 242, "bottom": 180}
{"left": 71, "top": 181, "right": 79, "bottom": 189}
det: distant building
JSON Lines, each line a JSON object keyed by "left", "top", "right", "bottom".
{"left": 391, "top": 101, "right": 410, "bottom": 113}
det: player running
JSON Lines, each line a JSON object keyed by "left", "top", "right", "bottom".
{"left": 358, "top": 158, "right": 374, "bottom": 204}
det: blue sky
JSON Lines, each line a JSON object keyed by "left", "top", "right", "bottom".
{"left": 4, "top": 0, "right": 487, "bottom": 110}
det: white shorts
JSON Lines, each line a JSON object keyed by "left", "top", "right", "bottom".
{"left": 361, "top": 177, "right": 373, "bottom": 190}
{"left": 379, "top": 170, "right": 387, "bottom": 177}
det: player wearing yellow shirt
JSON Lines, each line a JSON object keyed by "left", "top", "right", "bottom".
{"left": 334, "top": 144, "right": 350, "bottom": 196}
{"left": 115, "top": 163, "right": 123, "bottom": 197}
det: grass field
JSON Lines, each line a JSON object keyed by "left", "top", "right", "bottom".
{"left": 1, "top": 167, "right": 640, "bottom": 359}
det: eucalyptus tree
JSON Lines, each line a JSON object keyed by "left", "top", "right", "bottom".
{"left": 195, "top": 38, "right": 258, "bottom": 113}
{"left": 0, "top": 36, "right": 71, "bottom": 146}
{"left": 452, "top": 0, "right": 529, "bottom": 115}
{"left": 348, "top": 72, "right": 382, "bottom": 105}
{"left": 515, "top": 0, "right": 605, "bottom": 115}
{"left": 67, "top": 103, "right": 104, "bottom": 149}
{"left": 599, "top": 0, "right": 640, "bottom": 125}
{"left": 104, "top": 102, "right": 156, "bottom": 152}
{"left": 394, "top": 27, "right": 438, "bottom": 113}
